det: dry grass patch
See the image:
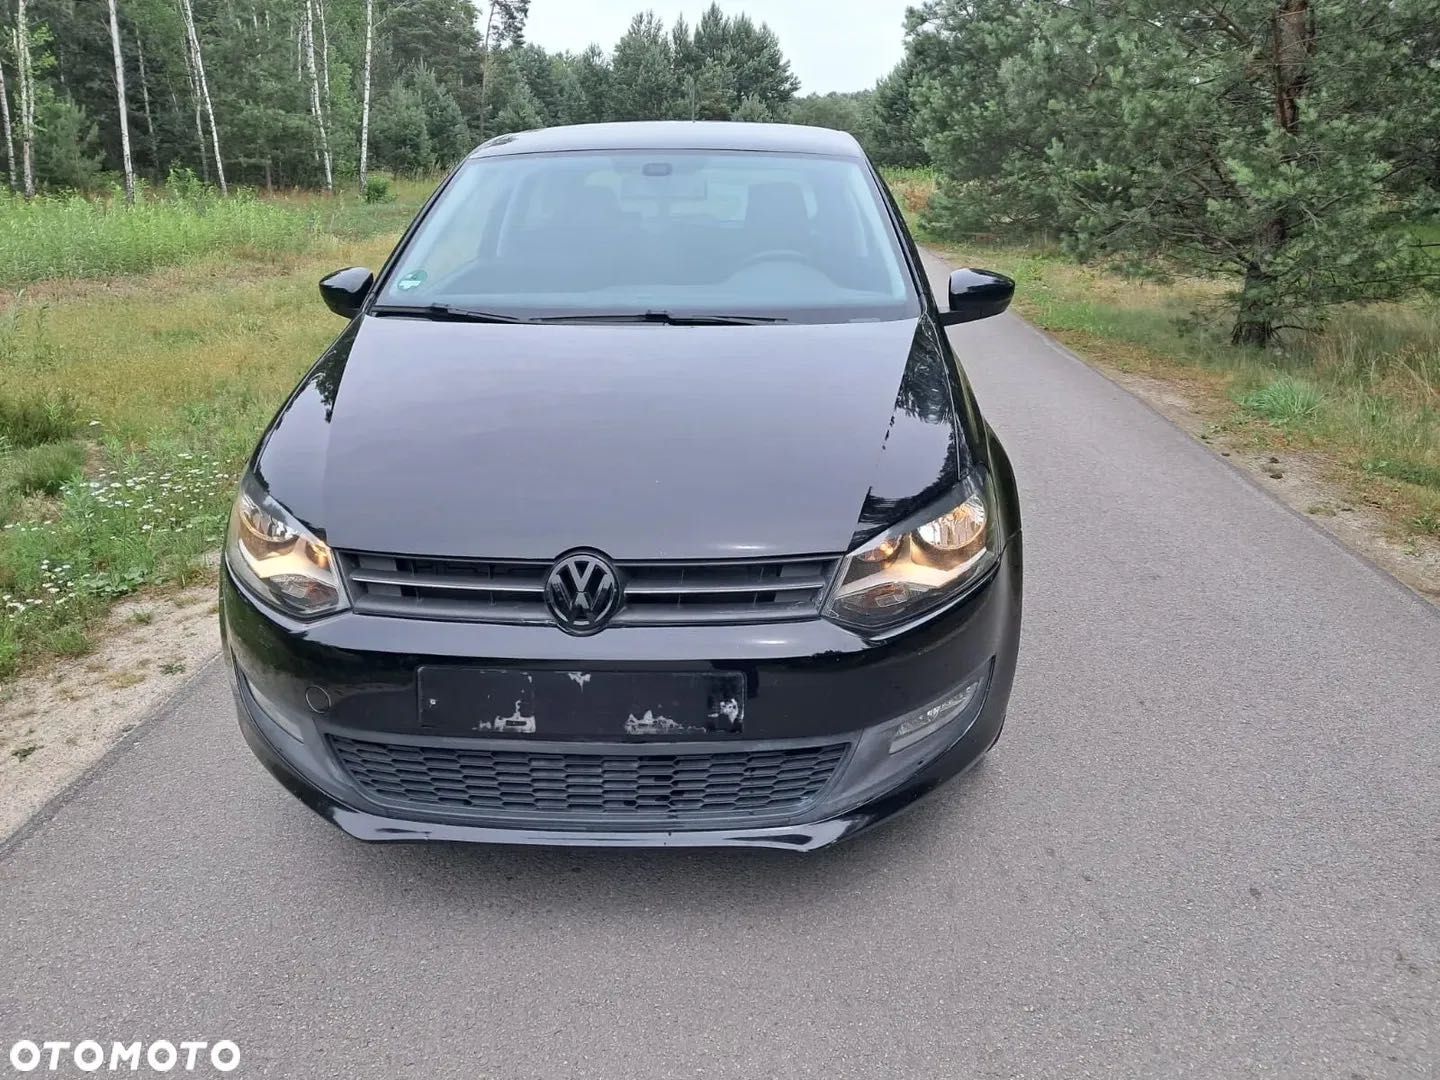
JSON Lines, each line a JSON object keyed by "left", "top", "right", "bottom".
{"left": 0, "top": 239, "right": 395, "bottom": 442}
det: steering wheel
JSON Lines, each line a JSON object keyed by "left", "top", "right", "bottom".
{"left": 736, "top": 249, "right": 811, "bottom": 271}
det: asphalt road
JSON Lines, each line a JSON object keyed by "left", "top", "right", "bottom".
{"left": 2, "top": 252, "right": 1437, "bottom": 1079}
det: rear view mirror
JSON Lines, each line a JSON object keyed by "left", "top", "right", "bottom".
{"left": 940, "top": 268, "right": 1015, "bottom": 326}
{"left": 319, "top": 267, "right": 375, "bottom": 319}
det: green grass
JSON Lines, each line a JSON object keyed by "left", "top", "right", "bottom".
{"left": 0, "top": 188, "right": 311, "bottom": 284}
{"left": 0, "top": 175, "right": 439, "bottom": 680}
{"left": 1238, "top": 377, "right": 1326, "bottom": 425}
{"left": 0, "top": 175, "right": 438, "bottom": 286}
{"left": 1364, "top": 457, "right": 1440, "bottom": 492}
{"left": 47, "top": 626, "right": 93, "bottom": 658}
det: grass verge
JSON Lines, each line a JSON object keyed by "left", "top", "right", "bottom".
{"left": 0, "top": 178, "right": 435, "bottom": 286}
{"left": 0, "top": 177, "right": 436, "bottom": 679}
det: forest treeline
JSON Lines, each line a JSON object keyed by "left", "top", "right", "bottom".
{"left": 0, "top": 0, "right": 922, "bottom": 198}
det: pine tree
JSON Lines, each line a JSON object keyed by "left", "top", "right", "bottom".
{"left": 864, "top": 60, "right": 925, "bottom": 168}
{"left": 908, "top": 0, "right": 1440, "bottom": 345}
{"left": 609, "top": 12, "right": 678, "bottom": 122}
{"left": 476, "top": 0, "right": 529, "bottom": 140}
{"left": 493, "top": 79, "right": 541, "bottom": 134}
{"left": 568, "top": 44, "right": 610, "bottom": 125}
{"left": 730, "top": 93, "right": 768, "bottom": 122}
{"left": 408, "top": 66, "right": 469, "bottom": 163}
{"left": 371, "top": 78, "right": 430, "bottom": 173}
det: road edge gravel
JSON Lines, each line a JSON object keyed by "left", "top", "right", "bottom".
{"left": 0, "top": 653, "right": 223, "bottom": 861}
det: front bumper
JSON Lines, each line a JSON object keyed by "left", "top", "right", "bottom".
{"left": 223, "top": 538, "right": 1021, "bottom": 851}
{"left": 234, "top": 677, "right": 1003, "bottom": 850}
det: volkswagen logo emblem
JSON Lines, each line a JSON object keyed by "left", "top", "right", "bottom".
{"left": 545, "top": 551, "right": 621, "bottom": 635}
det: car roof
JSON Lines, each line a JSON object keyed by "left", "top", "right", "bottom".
{"left": 468, "top": 121, "right": 865, "bottom": 160}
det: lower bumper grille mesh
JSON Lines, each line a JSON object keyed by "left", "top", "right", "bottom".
{"left": 329, "top": 736, "right": 848, "bottom": 820}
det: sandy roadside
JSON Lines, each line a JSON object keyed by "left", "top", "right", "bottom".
{"left": 1090, "top": 364, "right": 1440, "bottom": 606}
{"left": 0, "top": 584, "right": 221, "bottom": 842}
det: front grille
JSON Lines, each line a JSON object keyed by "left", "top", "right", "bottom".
{"left": 338, "top": 552, "right": 838, "bottom": 626}
{"left": 329, "top": 736, "right": 849, "bottom": 821}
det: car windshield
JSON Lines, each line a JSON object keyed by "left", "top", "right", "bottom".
{"left": 375, "top": 149, "right": 918, "bottom": 324}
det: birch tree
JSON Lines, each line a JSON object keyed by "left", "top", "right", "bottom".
{"left": 106, "top": 0, "right": 136, "bottom": 204}
{"left": 14, "top": 0, "right": 36, "bottom": 198}
{"left": 178, "top": 0, "right": 225, "bottom": 194}
{"left": 180, "top": 21, "right": 209, "bottom": 183}
{"left": 316, "top": 0, "right": 330, "bottom": 103}
{"left": 302, "top": 0, "right": 332, "bottom": 193}
{"left": 0, "top": 48, "right": 15, "bottom": 190}
{"left": 358, "top": 0, "right": 373, "bottom": 194}
{"left": 135, "top": 34, "right": 157, "bottom": 178}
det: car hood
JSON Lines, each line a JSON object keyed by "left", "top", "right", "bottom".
{"left": 253, "top": 315, "right": 964, "bottom": 561}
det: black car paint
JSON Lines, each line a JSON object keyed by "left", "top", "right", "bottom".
{"left": 943, "top": 268, "right": 1016, "bottom": 326}
{"left": 251, "top": 316, "right": 953, "bottom": 561}
{"left": 224, "top": 122, "right": 1023, "bottom": 849}
{"left": 319, "top": 266, "right": 374, "bottom": 319}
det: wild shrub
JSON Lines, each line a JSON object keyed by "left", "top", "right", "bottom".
{"left": 4, "top": 441, "right": 86, "bottom": 496}
{"left": 1237, "top": 377, "right": 1325, "bottom": 426}
{"left": 0, "top": 392, "right": 80, "bottom": 448}
{"left": 363, "top": 176, "right": 394, "bottom": 204}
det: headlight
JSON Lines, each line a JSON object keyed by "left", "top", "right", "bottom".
{"left": 824, "top": 470, "right": 997, "bottom": 631}
{"left": 225, "top": 477, "right": 348, "bottom": 618}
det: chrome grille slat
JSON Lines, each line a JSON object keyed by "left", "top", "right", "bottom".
{"left": 622, "top": 576, "right": 830, "bottom": 596}
{"left": 346, "top": 569, "right": 546, "bottom": 594}
{"left": 609, "top": 605, "right": 817, "bottom": 626}
{"left": 339, "top": 551, "right": 839, "bottom": 627}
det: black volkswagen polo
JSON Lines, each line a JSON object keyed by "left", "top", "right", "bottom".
{"left": 222, "top": 122, "right": 1023, "bottom": 850}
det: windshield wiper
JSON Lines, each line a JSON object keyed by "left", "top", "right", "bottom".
{"left": 370, "top": 303, "right": 534, "bottom": 324}
{"left": 534, "top": 311, "right": 789, "bottom": 326}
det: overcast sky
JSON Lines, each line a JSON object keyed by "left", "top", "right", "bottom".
{"left": 523, "top": 1, "right": 914, "bottom": 95}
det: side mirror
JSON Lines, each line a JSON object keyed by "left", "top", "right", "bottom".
{"left": 319, "top": 267, "right": 375, "bottom": 319}
{"left": 940, "top": 268, "right": 1015, "bottom": 326}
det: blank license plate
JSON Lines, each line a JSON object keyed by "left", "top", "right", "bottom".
{"left": 418, "top": 667, "right": 745, "bottom": 739}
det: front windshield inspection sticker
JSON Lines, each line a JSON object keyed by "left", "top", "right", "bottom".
{"left": 396, "top": 269, "right": 427, "bottom": 291}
